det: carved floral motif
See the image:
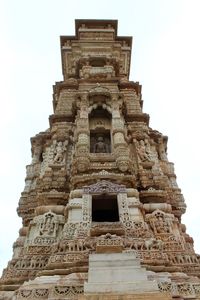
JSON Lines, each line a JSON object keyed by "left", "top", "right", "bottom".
{"left": 83, "top": 180, "right": 126, "bottom": 194}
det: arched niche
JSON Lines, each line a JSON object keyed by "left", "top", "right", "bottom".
{"left": 89, "top": 105, "right": 112, "bottom": 153}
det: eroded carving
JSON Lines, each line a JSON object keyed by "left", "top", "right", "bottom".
{"left": 93, "top": 136, "right": 110, "bottom": 153}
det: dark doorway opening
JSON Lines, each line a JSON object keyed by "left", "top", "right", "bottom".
{"left": 92, "top": 195, "right": 119, "bottom": 222}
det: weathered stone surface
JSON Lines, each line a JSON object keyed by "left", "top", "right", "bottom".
{"left": 84, "top": 252, "right": 158, "bottom": 294}
{"left": 79, "top": 293, "right": 173, "bottom": 300}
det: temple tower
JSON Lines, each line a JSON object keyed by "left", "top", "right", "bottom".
{"left": 1, "top": 19, "right": 200, "bottom": 300}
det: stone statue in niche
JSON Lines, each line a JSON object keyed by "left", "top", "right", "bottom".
{"left": 146, "top": 210, "right": 171, "bottom": 234}
{"left": 93, "top": 136, "right": 110, "bottom": 153}
{"left": 53, "top": 141, "right": 68, "bottom": 163}
{"left": 135, "top": 139, "right": 151, "bottom": 162}
{"left": 155, "top": 216, "right": 170, "bottom": 234}
{"left": 157, "top": 138, "right": 168, "bottom": 161}
{"left": 31, "top": 145, "right": 42, "bottom": 164}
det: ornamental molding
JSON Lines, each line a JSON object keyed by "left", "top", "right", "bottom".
{"left": 83, "top": 180, "right": 126, "bottom": 194}
{"left": 89, "top": 84, "right": 110, "bottom": 96}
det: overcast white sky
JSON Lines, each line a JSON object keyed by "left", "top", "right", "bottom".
{"left": 0, "top": 0, "right": 200, "bottom": 275}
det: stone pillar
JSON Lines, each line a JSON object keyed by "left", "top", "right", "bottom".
{"left": 75, "top": 94, "right": 90, "bottom": 172}
{"left": 112, "top": 95, "right": 130, "bottom": 172}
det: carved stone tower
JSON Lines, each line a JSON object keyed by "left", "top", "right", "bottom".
{"left": 1, "top": 20, "right": 200, "bottom": 300}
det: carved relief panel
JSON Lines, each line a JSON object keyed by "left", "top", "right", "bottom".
{"left": 26, "top": 212, "right": 65, "bottom": 246}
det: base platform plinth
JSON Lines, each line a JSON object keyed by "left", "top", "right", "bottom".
{"left": 78, "top": 292, "right": 173, "bottom": 300}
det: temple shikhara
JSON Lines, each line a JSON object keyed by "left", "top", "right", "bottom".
{"left": 1, "top": 19, "right": 200, "bottom": 300}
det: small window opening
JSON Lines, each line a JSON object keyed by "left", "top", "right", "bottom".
{"left": 92, "top": 195, "right": 119, "bottom": 222}
{"left": 90, "top": 58, "right": 106, "bottom": 67}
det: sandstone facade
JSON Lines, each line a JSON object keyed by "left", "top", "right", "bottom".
{"left": 0, "top": 19, "right": 200, "bottom": 300}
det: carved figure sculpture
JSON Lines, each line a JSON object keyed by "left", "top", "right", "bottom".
{"left": 142, "top": 238, "right": 163, "bottom": 251}
{"left": 93, "top": 136, "right": 109, "bottom": 153}
{"left": 158, "top": 138, "right": 168, "bottom": 161}
{"left": 135, "top": 139, "right": 151, "bottom": 162}
{"left": 53, "top": 141, "right": 67, "bottom": 163}
{"left": 144, "top": 238, "right": 157, "bottom": 251}
{"left": 154, "top": 239, "right": 164, "bottom": 251}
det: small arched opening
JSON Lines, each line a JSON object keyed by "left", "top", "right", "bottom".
{"left": 89, "top": 105, "right": 112, "bottom": 153}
